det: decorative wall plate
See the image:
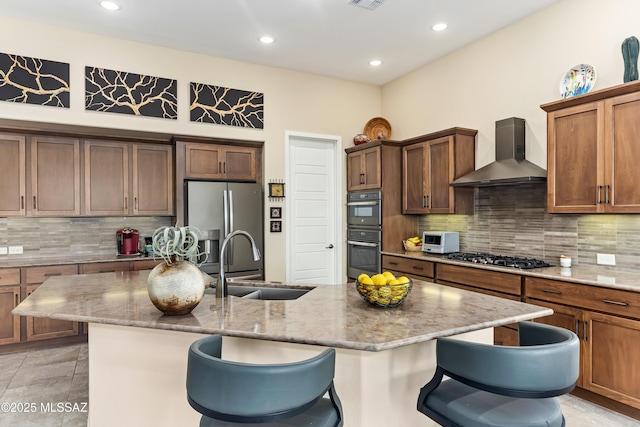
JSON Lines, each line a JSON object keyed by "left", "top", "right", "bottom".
{"left": 559, "top": 64, "right": 597, "bottom": 98}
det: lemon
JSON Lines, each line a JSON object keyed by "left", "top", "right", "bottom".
{"left": 357, "top": 273, "right": 371, "bottom": 283}
{"left": 360, "top": 276, "right": 374, "bottom": 285}
{"left": 398, "top": 276, "right": 410, "bottom": 284}
{"left": 371, "top": 274, "right": 387, "bottom": 285}
{"left": 382, "top": 271, "right": 396, "bottom": 281}
{"left": 388, "top": 278, "right": 401, "bottom": 285}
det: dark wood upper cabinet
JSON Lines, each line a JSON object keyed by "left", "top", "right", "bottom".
{"left": 346, "top": 146, "right": 381, "bottom": 191}
{"left": 542, "top": 80, "right": 640, "bottom": 213}
{"left": 401, "top": 128, "right": 476, "bottom": 215}
{"left": 29, "top": 136, "right": 81, "bottom": 216}
{"left": 132, "top": 144, "right": 174, "bottom": 215}
{"left": 84, "top": 141, "right": 130, "bottom": 216}
{"left": 185, "top": 143, "right": 257, "bottom": 181}
{"left": 0, "top": 134, "right": 26, "bottom": 216}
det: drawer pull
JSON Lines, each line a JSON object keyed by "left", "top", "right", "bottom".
{"left": 602, "top": 299, "right": 628, "bottom": 306}
{"left": 412, "top": 266, "right": 424, "bottom": 271}
{"left": 387, "top": 261, "right": 399, "bottom": 266}
{"left": 541, "top": 289, "right": 561, "bottom": 294}
{"left": 99, "top": 270, "right": 115, "bottom": 273}
{"left": 44, "top": 272, "right": 62, "bottom": 277}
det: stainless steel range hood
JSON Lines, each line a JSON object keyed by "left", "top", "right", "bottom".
{"left": 450, "top": 117, "right": 546, "bottom": 187}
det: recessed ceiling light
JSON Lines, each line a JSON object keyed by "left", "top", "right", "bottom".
{"left": 260, "top": 36, "right": 275, "bottom": 44}
{"left": 100, "top": 1, "right": 120, "bottom": 11}
{"left": 432, "top": 22, "right": 448, "bottom": 31}
{"left": 369, "top": 59, "right": 383, "bottom": 67}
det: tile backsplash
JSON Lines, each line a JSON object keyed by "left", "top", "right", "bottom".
{"left": 418, "top": 184, "right": 640, "bottom": 273}
{"left": 0, "top": 216, "right": 172, "bottom": 260}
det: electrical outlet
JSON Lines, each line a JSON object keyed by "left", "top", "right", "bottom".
{"left": 8, "top": 246, "right": 23, "bottom": 255}
{"left": 0, "top": 247, "right": 7, "bottom": 255}
{"left": 597, "top": 253, "right": 616, "bottom": 266}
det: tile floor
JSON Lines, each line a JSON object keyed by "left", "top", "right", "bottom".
{"left": 0, "top": 343, "right": 638, "bottom": 426}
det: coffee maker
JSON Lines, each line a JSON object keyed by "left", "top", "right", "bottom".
{"left": 116, "top": 228, "right": 140, "bottom": 256}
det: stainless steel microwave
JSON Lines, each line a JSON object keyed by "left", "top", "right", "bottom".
{"left": 422, "top": 231, "right": 459, "bottom": 254}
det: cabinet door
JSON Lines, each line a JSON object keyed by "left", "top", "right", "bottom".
{"left": 0, "top": 286, "right": 21, "bottom": 345}
{"left": 403, "top": 142, "right": 428, "bottom": 213}
{"left": 605, "top": 92, "right": 640, "bottom": 212}
{"left": 223, "top": 146, "right": 257, "bottom": 181}
{"left": 30, "top": 137, "right": 81, "bottom": 216}
{"left": 25, "top": 284, "right": 79, "bottom": 341}
{"left": 185, "top": 143, "right": 222, "bottom": 179}
{"left": 583, "top": 311, "right": 640, "bottom": 408}
{"left": 133, "top": 144, "right": 174, "bottom": 215}
{"left": 84, "top": 141, "right": 129, "bottom": 215}
{"left": 347, "top": 147, "right": 381, "bottom": 191}
{"left": 547, "top": 102, "right": 604, "bottom": 213}
{"left": 347, "top": 151, "right": 364, "bottom": 191}
{"left": 427, "top": 137, "right": 452, "bottom": 213}
{"left": 525, "top": 298, "right": 584, "bottom": 387}
{"left": 0, "top": 134, "right": 26, "bottom": 216}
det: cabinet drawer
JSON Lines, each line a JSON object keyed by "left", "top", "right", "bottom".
{"left": 0, "top": 268, "right": 20, "bottom": 286}
{"left": 79, "top": 262, "right": 130, "bottom": 274}
{"left": 131, "top": 259, "right": 163, "bottom": 271}
{"left": 525, "top": 277, "right": 640, "bottom": 319}
{"left": 25, "top": 265, "right": 78, "bottom": 284}
{"left": 382, "top": 255, "right": 434, "bottom": 278}
{"left": 436, "top": 263, "right": 522, "bottom": 296}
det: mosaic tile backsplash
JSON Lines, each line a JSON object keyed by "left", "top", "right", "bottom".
{"left": 418, "top": 184, "right": 640, "bottom": 273}
{"left": 0, "top": 216, "right": 172, "bottom": 260}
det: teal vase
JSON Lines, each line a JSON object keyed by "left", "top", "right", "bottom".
{"left": 622, "top": 36, "right": 639, "bottom": 82}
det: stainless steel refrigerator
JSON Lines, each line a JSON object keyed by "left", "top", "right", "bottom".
{"left": 185, "top": 181, "right": 264, "bottom": 280}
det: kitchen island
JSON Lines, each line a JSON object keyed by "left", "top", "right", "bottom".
{"left": 13, "top": 270, "right": 552, "bottom": 426}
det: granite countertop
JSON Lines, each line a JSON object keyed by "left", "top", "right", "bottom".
{"left": 12, "top": 271, "right": 551, "bottom": 352}
{"left": 382, "top": 250, "right": 640, "bottom": 293}
{"left": 0, "top": 254, "right": 155, "bottom": 268}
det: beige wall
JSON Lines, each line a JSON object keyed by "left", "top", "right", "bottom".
{"left": 382, "top": 0, "right": 640, "bottom": 170}
{"left": 0, "top": 16, "right": 382, "bottom": 281}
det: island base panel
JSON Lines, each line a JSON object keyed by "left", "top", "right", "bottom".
{"left": 88, "top": 323, "right": 492, "bottom": 427}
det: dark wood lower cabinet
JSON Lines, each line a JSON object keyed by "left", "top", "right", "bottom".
{"left": 0, "top": 285, "right": 21, "bottom": 345}
{"left": 525, "top": 276, "right": 640, "bottom": 417}
{"left": 25, "top": 284, "right": 79, "bottom": 341}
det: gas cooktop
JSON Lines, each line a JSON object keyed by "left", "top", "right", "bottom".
{"left": 446, "top": 252, "right": 551, "bottom": 269}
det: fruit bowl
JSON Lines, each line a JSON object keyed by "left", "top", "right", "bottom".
{"left": 403, "top": 240, "right": 423, "bottom": 252}
{"left": 356, "top": 272, "right": 412, "bottom": 308}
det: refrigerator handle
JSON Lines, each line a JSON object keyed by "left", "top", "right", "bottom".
{"left": 228, "top": 190, "right": 234, "bottom": 265}
{"left": 223, "top": 190, "right": 230, "bottom": 237}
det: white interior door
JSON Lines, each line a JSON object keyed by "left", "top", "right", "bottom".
{"left": 285, "top": 131, "right": 342, "bottom": 284}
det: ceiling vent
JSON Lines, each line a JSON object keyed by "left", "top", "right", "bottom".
{"left": 348, "top": 0, "right": 384, "bottom": 11}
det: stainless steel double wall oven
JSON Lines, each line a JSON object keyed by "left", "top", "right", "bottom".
{"left": 346, "top": 190, "right": 382, "bottom": 279}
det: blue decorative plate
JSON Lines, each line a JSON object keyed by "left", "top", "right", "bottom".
{"left": 559, "top": 64, "right": 597, "bottom": 98}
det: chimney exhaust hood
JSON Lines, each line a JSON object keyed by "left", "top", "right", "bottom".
{"left": 450, "top": 117, "right": 546, "bottom": 187}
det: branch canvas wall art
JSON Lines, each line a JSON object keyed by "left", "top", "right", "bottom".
{"left": 85, "top": 66, "right": 177, "bottom": 119}
{"left": 0, "top": 53, "right": 70, "bottom": 107}
{"left": 190, "top": 82, "right": 264, "bottom": 128}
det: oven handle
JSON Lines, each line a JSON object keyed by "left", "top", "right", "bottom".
{"left": 347, "top": 201, "right": 379, "bottom": 206}
{"left": 347, "top": 240, "right": 379, "bottom": 248}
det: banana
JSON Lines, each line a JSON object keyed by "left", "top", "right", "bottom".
{"left": 409, "top": 236, "right": 422, "bottom": 244}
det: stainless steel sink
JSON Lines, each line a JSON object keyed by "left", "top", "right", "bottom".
{"left": 205, "top": 284, "right": 310, "bottom": 300}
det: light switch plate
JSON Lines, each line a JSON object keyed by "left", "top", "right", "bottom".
{"left": 8, "top": 246, "right": 23, "bottom": 255}
{"left": 0, "top": 247, "right": 7, "bottom": 255}
{"left": 596, "top": 253, "right": 616, "bottom": 266}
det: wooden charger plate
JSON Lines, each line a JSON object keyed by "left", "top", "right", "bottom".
{"left": 364, "top": 117, "right": 392, "bottom": 140}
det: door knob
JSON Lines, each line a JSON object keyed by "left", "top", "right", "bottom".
{"left": 326, "top": 244, "right": 334, "bottom": 249}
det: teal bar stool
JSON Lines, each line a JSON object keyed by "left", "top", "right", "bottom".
{"left": 186, "top": 335, "right": 344, "bottom": 426}
{"left": 417, "top": 321, "right": 579, "bottom": 427}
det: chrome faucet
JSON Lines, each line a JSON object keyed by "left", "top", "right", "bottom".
{"left": 217, "top": 230, "right": 261, "bottom": 298}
